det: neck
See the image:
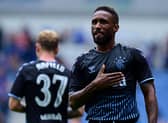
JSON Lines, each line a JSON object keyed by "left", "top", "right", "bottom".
{"left": 96, "top": 40, "right": 115, "bottom": 52}
{"left": 38, "top": 52, "right": 56, "bottom": 62}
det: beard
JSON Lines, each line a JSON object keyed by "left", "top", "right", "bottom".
{"left": 93, "top": 33, "right": 112, "bottom": 45}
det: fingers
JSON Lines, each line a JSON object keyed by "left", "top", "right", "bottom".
{"left": 95, "top": 65, "right": 126, "bottom": 89}
{"left": 97, "top": 64, "right": 105, "bottom": 75}
{"left": 105, "top": 72, "right": 124, "bottom": 82}
{"left": 111, "top": 81, "right": 121, "bottom": 87}
{"left": 109, "top": 77, "right": 123, "bottom": 86}
{"left": 105, "top": 72, "right": 124, "bottom": 77}
{"left": 104, "top": 72, "right": 125, "bottom": 87}
{"left": 108, "top": 75, "right": 124, "bottom": 81}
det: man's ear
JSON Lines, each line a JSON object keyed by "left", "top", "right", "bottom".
{"left": 35, "top": 43, "right": 41, "bottom": 56}
{"left": 113, "top": 24, "right": 119, "bottom": 32}
{"left": 35, "top": 43, "right": 39, "bottom": 52}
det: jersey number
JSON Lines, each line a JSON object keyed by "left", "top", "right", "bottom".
{"left": 35, "top": 74, "right": 68, "bottom": 108}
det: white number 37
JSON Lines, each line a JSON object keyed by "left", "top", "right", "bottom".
{"left": 35, "top": 74, "right": 68, "bottom": 108}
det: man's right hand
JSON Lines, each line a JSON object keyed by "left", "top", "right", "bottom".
{"left": 92, "top": 64, "right": 124, "bottom": 90}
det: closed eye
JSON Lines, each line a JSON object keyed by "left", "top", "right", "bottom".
{"left": 99, "top": 19, "right": 108, "bottom": 24}
{"left": 92, "top": 19, "right": 97, "bottom": 25}
{"left": 92, "top": 19, "right": 108, "bottom": 25}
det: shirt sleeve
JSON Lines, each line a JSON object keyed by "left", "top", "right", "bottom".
{"left": 133, "top": 49, "right": 154, "bottom": 84}
{"left": 69, "top": 57, "right": 86, "bottom": 92}
{"left": 8, "top": 65, "right": 26, "bottom": 100}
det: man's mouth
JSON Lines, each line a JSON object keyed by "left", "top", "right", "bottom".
{"left": 94, "top": 30, "right": 103, "bottom": 35}
{"left": 94, "top": 32, "right": 104, "bottom": 37}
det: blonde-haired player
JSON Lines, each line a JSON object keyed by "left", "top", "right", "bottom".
{"left": 8, "top": 30, "right": 81, "bottom": 123}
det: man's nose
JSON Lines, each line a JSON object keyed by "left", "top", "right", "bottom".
{"left": 95, "top": 22, "right": 101, "bottom": 28}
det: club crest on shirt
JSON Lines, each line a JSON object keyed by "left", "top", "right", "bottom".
{"left": 88, "top": 66, "right": 96, "bottom": 73}
{"left": 114, "top": 56, "right": 126, "bottom": 70}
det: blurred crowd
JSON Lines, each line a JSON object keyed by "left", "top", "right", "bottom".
{"left": 0, "top": 25, "right": 168, "bottom": 123}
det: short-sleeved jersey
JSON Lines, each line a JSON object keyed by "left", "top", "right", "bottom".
{"left": 9, "top": 60, "right": 71, "bottom": 123}
{"left": 70, "top": 43, "right": 154, "bottom": 121}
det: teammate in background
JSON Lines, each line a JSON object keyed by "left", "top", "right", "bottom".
{"left": 69, "top": 6, "right": 158, "bottom": 123}
{"left": 8, "top": 30, "right": 81, "bottom": 123}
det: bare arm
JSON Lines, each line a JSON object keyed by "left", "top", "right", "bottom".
{"left": 69, "top": 80, "right": 100, "bottom": 110}
{"left": 8, "top": 97, "right": 25, "bottom": 113}
{"left": 140, "top": 80, "right": 158, "bottom": 123}
{"left": 69, "top": 64, "right": 124, "bottom": 110}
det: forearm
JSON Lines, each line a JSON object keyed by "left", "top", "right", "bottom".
{"left": 69, "top": 82, "right": 97, "bottom": 110}
{"left": 11, "top": 104, "right": 26, "bottom": 113}
{"left": 145, "top": 94, "right": 158, "bottom": 123}
{"left": 141, "top": 81, "right": 158, "bottom": 123}
{"left": 9, "top": 97, "right": 26, "bottom": 113}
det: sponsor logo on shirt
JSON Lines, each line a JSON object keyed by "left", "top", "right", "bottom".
{"left": 40, "top": 113, "right": 62, "bottom": 120}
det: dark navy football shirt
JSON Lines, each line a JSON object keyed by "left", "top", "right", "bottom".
{"left": 70, "top": 44, "right": 154, "bottom": 120}
{"left": 9, "top": 60, "right": 71, "bottom": 123}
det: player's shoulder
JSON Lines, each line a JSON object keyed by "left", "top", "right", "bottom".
{"left": 118, "top": 43, "right": 142, "bottom": 54}
{"left": 16, "top": 60, "right": 36, "bottom": 76}
{"left": 75, "top": 49, "right": 94, "bottom": 63}
{"left": 121, "top": 44, "right": 147, "bottom": 63}
{"left": 18, "top": 60, "right": 36, "bottom": 71}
